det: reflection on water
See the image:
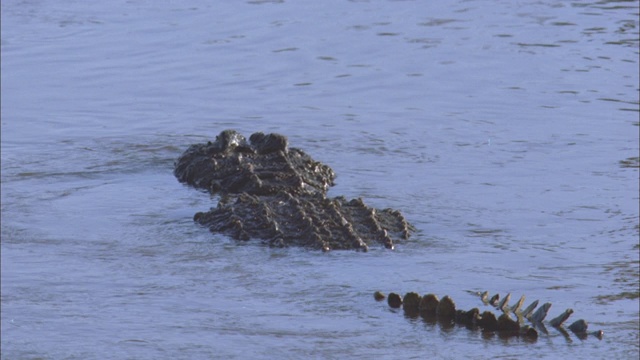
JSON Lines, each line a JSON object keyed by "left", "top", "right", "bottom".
{"left": 2, "top": 0, "right": 639, "bottom": 359}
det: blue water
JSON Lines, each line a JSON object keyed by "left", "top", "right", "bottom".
{"left": 2, "top": 1, "right": 638, "bottom": 359}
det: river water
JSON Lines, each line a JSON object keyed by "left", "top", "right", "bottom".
{"left": 1, "top": 0, "right": 638, "bottom": 359}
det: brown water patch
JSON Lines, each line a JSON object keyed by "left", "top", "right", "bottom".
{"left": 596, "top": 291, "right": 639, "bottom": 303}
{"left": 597, "top": 258, "right": 640, "bottom": 304}
{"left": 619, "top": 157, "right": 640, "bottom": 168}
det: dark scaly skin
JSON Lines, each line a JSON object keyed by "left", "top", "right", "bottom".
{"left": 379, "top": 290, "right": 604, "bottom": 341}
{"left": 174, "top": 130, "right": 336, "bottom": 196}
{"left": 175, "top": 130, "right": 414, "bottom": 251}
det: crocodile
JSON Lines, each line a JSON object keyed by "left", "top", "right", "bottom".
{"left": 175, "top": 130, "right": 604, "bottom": 343}
{"left": 376, "top": 290, "right": 604, "bottom": 341}
{"left": 174, "top": 130, "right": 414, "bottom": 251}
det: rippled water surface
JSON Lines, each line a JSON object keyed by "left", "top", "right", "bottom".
{"left": 2, "top": 0, "right": 639, "bottom": 359}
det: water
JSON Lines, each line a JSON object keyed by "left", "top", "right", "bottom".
{"left": 2, "top": 0, "right": 638, "bottom": 358}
